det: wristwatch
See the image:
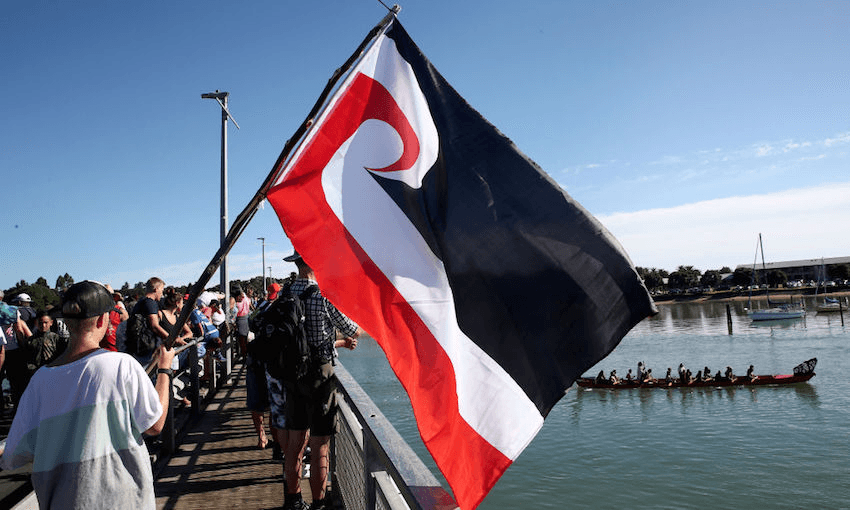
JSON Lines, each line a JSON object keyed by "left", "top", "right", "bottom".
{"left": 157, "top": 368, "right": 174, "bottom": 376}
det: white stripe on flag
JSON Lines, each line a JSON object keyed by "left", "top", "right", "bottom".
{"left": 319, "top": 33, "right": 544, "bottom": 460}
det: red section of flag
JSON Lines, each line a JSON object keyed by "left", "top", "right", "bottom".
{"left": 267, "top": 70, "right": 509, "bottom": 508}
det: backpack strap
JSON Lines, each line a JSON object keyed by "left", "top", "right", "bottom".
{"left": 299, "top": 285, "right": 319, "bottom": 301}
{"left": 281, "top": 281, "right": 293, "bottom": 295}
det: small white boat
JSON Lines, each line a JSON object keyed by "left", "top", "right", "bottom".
{"left": 749, "top": 303, "right": 806, "bottom": 321}
{"left": 815, "top": 297, "right": 843, "bottom": 313}
{"left": 813, "top": 259, "right": 842, "bottom": 313}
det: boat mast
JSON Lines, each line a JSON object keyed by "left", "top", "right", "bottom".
{"left": 748, "top": 234, "right": 760, "bottom": 309}
{"left": 759, "top": 233, "right": 770, "bottom": 304}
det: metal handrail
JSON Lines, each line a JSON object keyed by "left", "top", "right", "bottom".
{"left": 144, "top": 337, "right": 200, "bottom": 375}
{"left": 333, "top": 362, "right": 459, "bottom": 510}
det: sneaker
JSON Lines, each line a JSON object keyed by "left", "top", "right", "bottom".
{"left": 309, "top": 498, "right": 331, "bottom": 510}
{"left": 283, "top": 495, "right": 308, "bottom": 510}
{"left": 213, "top": 351, "right": 227, "bottom": 362}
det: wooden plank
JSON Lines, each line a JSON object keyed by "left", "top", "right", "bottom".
{"left": 154, "top": 364, "right": 312, "bottom": 509}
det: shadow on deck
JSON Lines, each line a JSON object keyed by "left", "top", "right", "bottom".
{"left": 154, "top": 363, "right": 303, "bottom": 510}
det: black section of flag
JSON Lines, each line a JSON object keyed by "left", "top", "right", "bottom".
{"left": 373, "top": 21, "right": 657, "bottom": 417}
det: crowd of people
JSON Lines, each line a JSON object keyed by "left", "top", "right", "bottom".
{"left": 0, "top": 278, "right": 231, "bottom": 411}
{"left": 0, "top": 257, "right": 362, "bottom": 510}
{"left": 0, "top": 289, "right": 69, "bottom": 409}
{"left": 1, "top": 281, "right": 176, "bottom": 508}
{"left": 595, "top": 361, "right": 758, "bottom": 385}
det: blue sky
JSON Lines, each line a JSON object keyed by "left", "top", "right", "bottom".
{"left": 2, "top": 1, "right": 849, "bottom": 291}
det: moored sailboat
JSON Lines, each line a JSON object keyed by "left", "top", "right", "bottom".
{"left": 814, "top": 259, "right": 844, "bottom": 313}
{"left": 745, "top": 234, "right": 805, "bottom": 321}
{"left": 816, "top": 296, "right": 843, "bottom": 313}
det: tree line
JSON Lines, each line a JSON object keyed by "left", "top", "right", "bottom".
{"left": 9, "top": 263, "right": 850, "bottom": 310}
{"left": 637, "top": 263, "right": 850, "bottom": 292}
{"left": 2, "top": 272, "right": 299, "bottom": 311}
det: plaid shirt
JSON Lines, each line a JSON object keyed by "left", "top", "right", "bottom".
{"left": 288, "top": 278, "right": 359, "bottom": 364}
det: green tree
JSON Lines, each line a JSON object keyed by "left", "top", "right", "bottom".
{"left": 636, "top": 267, "right": 668, "bottom": 291}
{"left": 668, "top": 266, "right": 701, "bottom": 289}
{"left": 701, "top": 270, "right": 721, "bottom": 288}
{"left": 732, "top": 267, "right": 753, "bottom": 286}
{"left": 55, "top": 273, "right": 74, "bottom": 291}
{"left": 719, "top": 266, "right": 732, "bottom": 273}
{"left": 4, "top": 281, "right": 59, "bottom": 310}
{"left": 766, "top": 270, "right": 788, "bottom": 288}
{"left": 230, "top": 277, "right": 266, "bottom": 299}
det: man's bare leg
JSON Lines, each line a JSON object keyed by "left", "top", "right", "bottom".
{"left": 309, "top": 434, "right": 331, "bottom": 503}
{"left": 285, "top": 429, "right": 309, "bottom": 492}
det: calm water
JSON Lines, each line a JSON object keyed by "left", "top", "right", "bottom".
{"left": 341, "top": 299, "right": 850, "bottom": 509}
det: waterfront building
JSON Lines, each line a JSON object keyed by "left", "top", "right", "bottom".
{"left": 734, "top": 256, "right": 850, "bottom": 283}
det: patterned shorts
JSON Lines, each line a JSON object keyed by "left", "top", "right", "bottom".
{"left": 264, "top": 370, "right": 287, "bottom": 429}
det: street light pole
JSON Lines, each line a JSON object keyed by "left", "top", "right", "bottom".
{"left": 258, "top": 237, "right": 266, "bottom": 293}
{"left": 201, "top": 90, "right": 239, "bottom": 313}
{"left": 202, "top": 90, "right": 239, "bottom": 372}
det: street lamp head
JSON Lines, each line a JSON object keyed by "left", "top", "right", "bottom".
{"left": 201, "top": 90, "right": 229, "bottom": 100}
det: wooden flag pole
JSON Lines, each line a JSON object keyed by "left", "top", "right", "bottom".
{"left": 163, "top": 7, "right": 400, "bottom": 349}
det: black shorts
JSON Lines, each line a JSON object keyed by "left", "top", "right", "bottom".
{"left": 284, "top": 362, "right": 337, "bottom": 436}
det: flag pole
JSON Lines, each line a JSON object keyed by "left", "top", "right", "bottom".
{"left": 164, "top": 7, "right": 400, "bottom": 349}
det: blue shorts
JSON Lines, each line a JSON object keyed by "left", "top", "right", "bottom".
{"left": 245, "top": 356, "right": 269, "bottom": 413}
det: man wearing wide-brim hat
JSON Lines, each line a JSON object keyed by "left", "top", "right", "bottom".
{"left": 0, "top": 281, "right": 176, "bottom": 509}
{"left": 279, "top": 250, "right": 363, "bottom": 510}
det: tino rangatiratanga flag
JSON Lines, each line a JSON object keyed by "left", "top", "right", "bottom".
{"left": 266, "top": 16, "right": 657, "bottom": 510}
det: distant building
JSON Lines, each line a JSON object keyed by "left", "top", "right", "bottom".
{"left": 734, "top": 256, "right": 850, "bottom": 282}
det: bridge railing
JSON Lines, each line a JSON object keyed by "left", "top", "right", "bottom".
{"left": 332, "top": 363, "right": 458, "bottom": 510}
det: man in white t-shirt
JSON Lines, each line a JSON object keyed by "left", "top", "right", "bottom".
{"left": 0, "top": 281, "right": 175, "bottom": 509}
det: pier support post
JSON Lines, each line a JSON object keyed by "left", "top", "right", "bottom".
{"left": 189, "top": 342, "right": 201, "bottom": 417}
{"left": 726, "top": 304, "right": 733, "bottom": 335}
{"left": 162, "top": 375, "right": 176, "bottom": 456}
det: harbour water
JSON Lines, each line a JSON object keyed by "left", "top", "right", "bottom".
{"left": 341, "top": 298, "right": 850, "bottom": 509}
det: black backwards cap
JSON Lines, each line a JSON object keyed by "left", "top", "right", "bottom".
{"left": 58, "top": 280, "right": 115, "bottom": 319}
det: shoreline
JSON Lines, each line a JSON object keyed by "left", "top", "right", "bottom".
{"left": 652, "top": 289, "right": 850, "bottom": 305}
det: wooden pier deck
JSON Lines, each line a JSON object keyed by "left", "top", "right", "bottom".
{"left": 1, "top": 355, "right": 447, "bottom": 510}
{"left": 154, "top": 363, "right": 313, "bottom": 510}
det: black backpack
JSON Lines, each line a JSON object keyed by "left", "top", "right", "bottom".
{"left": 126, "top": 313, "right": 157, "bottom": 357}
{"left": 250, "top": 284, "right": 317, "bottom": 381}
